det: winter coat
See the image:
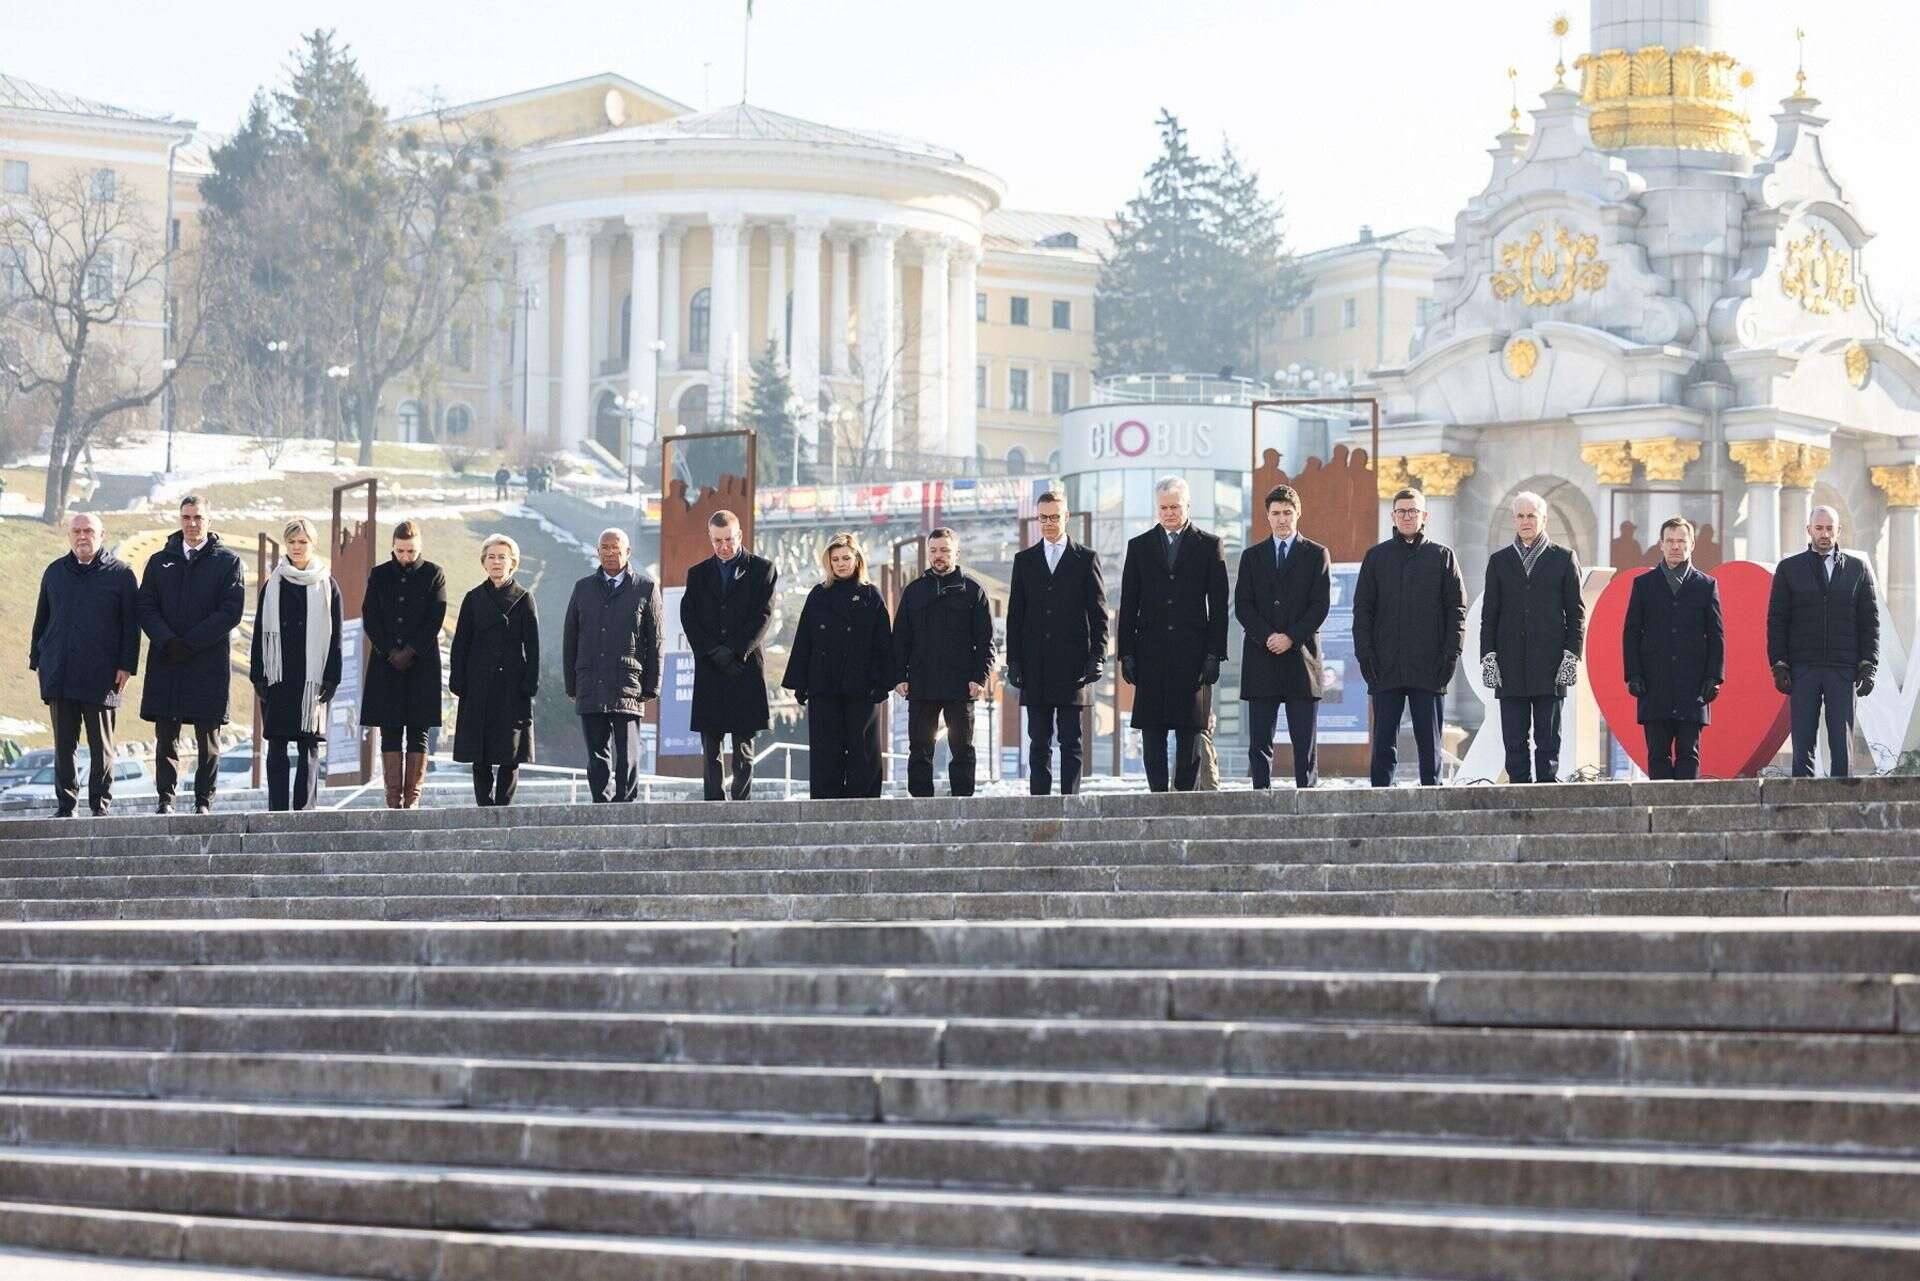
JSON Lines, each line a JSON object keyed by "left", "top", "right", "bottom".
{"left": 1234, "top": 535, "right": 1332, "bottom": 702}
{"left": 1766, "top": 548, "right": 1880, "bottom": 671}
{"left": 1006, "top": 539, "right": 1109, "bottom": 709}
{"left": 449, "top": 579, "right": 539, "bottom": 765}
{"left": 1353, "top": 532, "right": 1466, "bottom": 694}
{"left": 893, "top": 568, "right": 994, "bottom": 703}
{"left": 562, "top": 568, "right": 662, "bottom": 718}
{"left": 682, "top": 552, "right": 778, "bottom": 735}
{"left": 783, "top": 578, "right": 893, "bottom": 702}
{"left": 137, "top": 531, "right": 246, "bottom": 726}
{"left": 30, "top": 550, "right": 140, "bottom": 709}
{"left": 1480, "top": 542, "right": 1586, "bottom": 700}
{"left": 358, "top": 557, "right": 448, "bottom": 730}
{"left": 1117, "top": 524, "right": 1230, "bottom": 730}
{"left": 248, "top": 577, "right": 344, "bottom": 742}
{"left": 1623, "top": 567, "right": 1725, "bottom": 726}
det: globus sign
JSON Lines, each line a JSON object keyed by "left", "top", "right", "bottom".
{"left": 1086, "top": 417, "right": 1217, "bottom": 461}
{"left": 1059, "top": 402, "right": 1252, "bottom": 474}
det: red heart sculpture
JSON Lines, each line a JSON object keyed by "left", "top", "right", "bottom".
{"left": 1585, "top": 560, "right": 1789, "bottom": 778}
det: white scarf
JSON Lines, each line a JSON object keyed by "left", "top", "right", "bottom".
{"left": 262, "top": 556, "right": 332, "bottom": 736}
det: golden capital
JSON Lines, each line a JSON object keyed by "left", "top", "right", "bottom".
{"left": 1574, "top": 45, "right": 1749, "bottom": 155}
{"left": 1376, "top": 455, "right": 1412, "bottom": 500}
{"left": 1580, "top": 440, "right": 1634, "bottom": 486}
{"left": 1727, "top": 439, "right": 1798, "bottom": 486}
{"left": 1782, "top": 445, "right": 1831, "bottom": 490}
{"left": 1405, "top": 452, "right": 1477, "bottom": 498}
{"left": 1628, "top": 436, "right": 1701, "bottom": 483}
{"left": 1872, "top": 465, "right": 1920, "bottom": 510}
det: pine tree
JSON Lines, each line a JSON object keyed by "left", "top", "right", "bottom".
{"left": 744, "top": 340, "right": 800, "bottom": 484}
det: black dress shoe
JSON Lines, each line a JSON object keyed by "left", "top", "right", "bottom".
{"left": 155, "top": 801, "right": 174, "bottom": 815}
{"left": 55, "top": 808, "right": 75, "bottom": 819}
{"left": 194, "top": 802, "right": 213, "bottom": 815}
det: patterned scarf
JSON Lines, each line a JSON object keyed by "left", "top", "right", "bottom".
{"left": 1513, "top": 533, "right": 1549, "bottom": 578}
{"left": 1663, "top": 559, "right": 1693, "bottom": 595}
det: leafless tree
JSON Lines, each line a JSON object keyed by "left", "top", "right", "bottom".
{"left": 831, "top": 325, "right": 926, "bottom": 482}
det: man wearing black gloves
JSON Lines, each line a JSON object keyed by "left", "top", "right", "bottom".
{"left": 1354, "top": 487, "right": 1466, "bottom": 787}
{"left": 1006, "top": 491, "right": 1109, "bottom": 795}
{"left": 1118, "top": 475, "right": 1230, "bottom": 792}
{"left": 1623, "top": 516, "right": 1724, "bottom": 780}
{"left": 683, "top": 510, "right": 779, "bottom": 801}
{"left": 894, "top": 527, "right": 994, "bottom": 798}
{"left": 1767, "top": 505, "right": 1879, "bottom": 777}
{"left": 1235, "top": 484, "right": 1331, "bottom": 789}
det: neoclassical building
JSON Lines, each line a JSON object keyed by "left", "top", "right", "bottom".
{"left": 419, "top": 75, "right": 1104, "bottom": 473}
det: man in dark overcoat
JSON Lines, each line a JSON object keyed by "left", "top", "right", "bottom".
{"left": 1767, "top": 505, "right": 1880, "bottom": 777}
{"left": 30, "top": 512, "right": 140, "bottom": 817}
{"left": 1235, "top": 484, "right": 1331, "bottom": 789}
{"left": 1353, "top": 487, "right": 1466, "bottom": 787}
{"left": 683, "top": 510, "right": 778, "bottom": 801}
{"left": 138, "top": 495, "right": 246, "bottom": 814}
{"left": 1005, "top": 490, "right": 1108, "bottom": 795}
{"left": 1623, "top": 515, "right": 1725, "bottom": 780}
{"left": 1118, "top": 475, "right": 1230, "bottom": 793}
{"left": 1479, "top": 490, "right": 1585, "bottom": 783}
{"left": 563, "top": 527, "right": 662, "bottom": 803}
{"left": 894, "top": 528, "right": 994, "bottom": 798}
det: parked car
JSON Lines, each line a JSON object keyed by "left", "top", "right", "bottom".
{"left": 3, "top": 756, "right": 155, "bottom": 802}
{"left": 0, "top": 748, "right": 58, "bottom": 792}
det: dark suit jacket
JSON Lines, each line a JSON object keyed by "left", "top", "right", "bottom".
{"left": 683, "top": 552, "right": 778, "bottom": 734}
{"left": 1234, "top": 535, "right": 1331, "bottom": 702}
{"left": 1006, "top": 538, "right": 1109, "bottom": 708}
{"left": 1623, "top": 567, "right": 1724, "bottom": 725}
{"left": 1766, "top": 548, "right": 1879, "bottom": 671}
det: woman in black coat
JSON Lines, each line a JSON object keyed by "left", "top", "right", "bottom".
{"left": 449, "top": 534, "right": 540, "bottom": 806}
{"left": 358, "top": 519, "right": 448, "bottom": 808}
{"left": 782, "top": 533, "right": 893, "bottom": 799}
{"left": 1622, "top": 519, "right": 1725, "bottom": 781}
{"left": 248, "top": 519, "right": 343, "bottom": 812}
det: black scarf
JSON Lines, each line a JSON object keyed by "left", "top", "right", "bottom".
{"left": 1663, "top": 559, "right": 1692, "bottom": 595}
{"left": 1513, "top": 533, "right": 1549, "bottom": 578}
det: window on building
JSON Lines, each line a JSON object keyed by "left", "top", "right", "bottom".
{"left": 445, "top": 405, "right": 472, "bottom": 437}
{"left": 976, "top": 364, "right": 987, "bottom": 408}
{"left": 678, "top": 383, "right": 708, "bottom": 432}
{"left": 1415, "top": 297, "right": 1433, "bottom": 327}
{"left": 689, "top": 287, "right": 711, "bottom": 355}
{"left": 83, "top": 254, "right": 114, "bottom": 303}
{"left": 3, "top": 160, "right": 28, "bottom": 194}
{"left": 0, "top": 250, "right": 25, "bottom": 300}
{"left": 1300, "top": 307, "right": 1315, "bottom": 338}
{"left": 975, "top": 292, "right": 986, "bottom": 322}
{"left": 90, "top": 168, "right": 115, "bottom": 202}
{"left": 1051, "top": 370, "right": 1071, "bottom": 413}
{"left": 1006, "top": 446, "right": 1029, "bottom": 471}
{"left": 1010, "top": 296, "right": 1029, "bottom": 326}
{"left": 1009, "top": 367, "right": 1030, "bottom": 411}
{"left": 1342, "top": 297, "right": 1358, "bottom": 329}
{"left": 1051, "top": 300, "right": 1071, "bottom": 330}
{"left": 397, "top": 401, "right": 424, "bottom": 443}
{"left": 448, "top": 322, "right": 473, "bottom": 371}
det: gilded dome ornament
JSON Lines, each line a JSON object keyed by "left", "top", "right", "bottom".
{"left": 1503, "top": 336, "right": 1541, "bottom": 381}
{"left": 1845, "top": 343, "right": 1871, "bottom": 389}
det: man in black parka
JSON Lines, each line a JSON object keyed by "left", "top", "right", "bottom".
{"left": 1623, "top": 516, "right": 1725, "bottom": 780}
{"left": 1767, "top": 504, "right": 1879, "bottom": 777}
{"left": 683, "top": 510, "right": 778, "bottom": 801}
{"left": 138, "top": 496, "right": 246, "bottom": 813}
{"left": 1354, "top": 487, "right": 1466, "bottom": 787}
{"left": 30, "top": 513, "right": 140, "bottom": 817}
{"left": 1479, "top": 491, "right": 1585, "bottom": 783}
{"left": 1235, "top": 484, "right": 1332, "bottom": 789}
{"left": 1006, "top": 491, "right": 1108, "bottom": 795}
{"left": 894, "top": 528, "right": 994, "bottom": 798}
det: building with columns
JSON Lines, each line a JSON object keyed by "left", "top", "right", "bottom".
{"left": 1348, "top": 0, "right": 1920, "bottom": 760}
{"left": 404, "top": 75, "right": 1102, "bottom": 476}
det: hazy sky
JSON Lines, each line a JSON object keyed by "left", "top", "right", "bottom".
{"left": 14, "top": 0, "right": 1919, "bottom": 304}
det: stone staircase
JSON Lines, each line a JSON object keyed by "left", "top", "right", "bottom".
{"left": 0, "top": 779, "right": 1916, "bottom": 1278}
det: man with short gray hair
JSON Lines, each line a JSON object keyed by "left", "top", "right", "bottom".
{"left": 1479, "top": 492, "right": 1584, "bottom": 783}
{"left": 30, "top": 513, "right": 140, "bottom": 816}
{"left": 1767, "top": 505, "right": 1878, "bottom": 777}
{"left": 563, "top": 526, "right": 662, "bottom": 803}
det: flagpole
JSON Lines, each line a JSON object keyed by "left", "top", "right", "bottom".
{"left": 742, "top": 0, "right": 753, "bottom": 103}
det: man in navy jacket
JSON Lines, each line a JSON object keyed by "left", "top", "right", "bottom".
{"left": 30, "top": 513, "right": 140, "bottom": 816}
{"left": 1767, "top": 505, "right": 1879, "bottom": 777}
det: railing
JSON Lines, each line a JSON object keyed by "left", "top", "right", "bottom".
{"left": 1092, "top": 373, "right": 1275, "bottom": 406}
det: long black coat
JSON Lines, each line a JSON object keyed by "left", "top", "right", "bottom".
{"left": 248, "top": 577, "right": 344, "bottom": 742}
{"left": 1353, "top": 533, "right": 1466, "bottom": 694}
{"left": 562, "top": 569, "right": 662, "bottom": 717}
{"left": 137, "top": 532, "right": 246, "bottom": 726}
{"left": 1623, "top": 567, "right": 1724, "bottom": 726}
{"left": 1480, "top": 542, "right": 1586, "bottom": 700}
{"left": 1767, "top": 548, "right": 1880, "bottom": 670}
{"left": 894, "top": 569, "right": 994, "bottom": 703}
{"left": 1006, "top": 539, "right": 1109, "bottom": 709}
{"left": 683, "top": 553, "right": 778, "bottom": 735}
{"left": 31, "top": 550, "right": 140, "bottom": 709}
{"left": 449, "top": 579, "right": 539, "bottom": 765}
{"left": 1118, "top": 524, "right": 1230, "bottom": 730}
{"left": 359, "top": 557, "right": 448, "bottom": 730}
{"left": 783, "top": 578, "right": 893, "bottom": 702}
{"left": 1235, "top": 535, "right": 1332, "bottom": 702}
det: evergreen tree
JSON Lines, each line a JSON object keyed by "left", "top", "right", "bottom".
{"left": 745, "top": 340, "right": 800, "bottom": 484}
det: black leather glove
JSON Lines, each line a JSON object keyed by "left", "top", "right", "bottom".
{"left": 1200, "top": 656, "right": 1221, "bottom": 686}
{"left": 1081, "top": 658, "right": 1103, "bottom": 686}
{"left": 1700, "top": 681, "right": 1720, "bottom": 704}
{"left": 319, "top": 684, "right": 337, "bottom": 703}
{"left": 1121, "top": 655, "right": 1137, "bottom": 685}
{"left": 388, "top": 645, "right": 415, "bottom": 672}
{"left": 1772, "top": 663, "right": 1792, "bottom": 695}
{"left": 1626, "top": 677, "right": 1646, "bottom": 698}
{"left": 706, "top": 646, "right": 733, "bottom": 667}
{"left": 793, "top": 688, "right": 808, "bottom": 706}
{"left": 1857, "top": 663, "right": 1876, "bottom": 698}
{"left": 1006, "top": 663, "right": 1024, "bottom": 690}
{"left": 161, "top": 638, "right": 191, "bottom": 665}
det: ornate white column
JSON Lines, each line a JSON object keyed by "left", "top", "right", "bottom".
{"left": 828, "top": 234, "right": 852, "bottom": 377}
{"left": 916, "top": 237, "right": 950, "bottom": 456}
{"left": 558, "top": 221, "right": 597, "bottom": 449}
{"left": 659, "top": 224, "right": 683, "bottom": 372}
{"left": 624, "top": 213, "right": 663, "bottom": 462}
{"left": 737, "top": 229, "right": 754, "bottom": 367}
{"left": 1580, "top": 441, "right": 1635, "bottom": 565}
{"left": 513, "top": 230, "right": 555, "bottom": 438}
{"left": 589, "top": 232, "right": 611, "bottom": 369}
{"left": 859, "top": 225, "right": 900, "bottom": 459}
{"left": 1873, "top": 465, "right": 1920, "bottom": 653}
{"left": 947, "top": 244, "right": 979, "bottom": 458}
{"left": 1729, "top": 440, "right": 1794, "bottom": 564}
{"left": 764, "top": 223, "right": 787, "bottom": 366}
{"left": 707, "top": 214, "right": 743, "bottom": 418}
{"left": 790, "top": 219, "right": 825, "bottom": 461}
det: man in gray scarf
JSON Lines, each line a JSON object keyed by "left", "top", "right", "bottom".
{"left": 1479, "top": 492, "right": 1584, "bottom": 782}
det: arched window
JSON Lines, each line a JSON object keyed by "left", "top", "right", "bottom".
{"left": 594, "top": 391, "right": 624, "bottom": 456}
{"left": 1006, "top": 446, "right": 1028, "bottom": 472}
{"left": 445, "top": 405, "right": 472, "bottom": 437}
{"left": 689, "top": 287, "right": 711, "bottom": 356}
{"left": 678, "top": 383, "right": 708, "bottom": 433}
{"left": 620, "top": 295, "right": 632, "bottom": 361}
{"left": 397, "top": 401, "right": 424, "bottom": 444}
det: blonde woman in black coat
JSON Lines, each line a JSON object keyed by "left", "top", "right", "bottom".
{"left": 783, "top": 533, "right": 893, "bottom": 798}
{"left": 449, "top": 534, "right": 540, "bottom": 806}
{"left": 248, "top": 519, "right": 343, "bottom": 812}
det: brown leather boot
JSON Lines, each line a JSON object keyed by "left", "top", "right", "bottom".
{"left": 401, "top": 752, "right": 428, "bottom": 809}
{"left": 381, "top": 752, "right": 403, "bottom": 809}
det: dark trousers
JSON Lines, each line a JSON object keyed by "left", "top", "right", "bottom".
{"left": 1247, "top": 697, "right": 1319, "bottom": 789}
{"left": 50, "top": 699, "right": 115, "bottom": 816}
{"left": 807, "top": 696, "right": 882, "bottom": 799}
{"left": 581, "top": 713, "right": 641, "bottom": 803}
{"left": 908, "top": 699, "right": 975, "bottom": 797}
{"left": 265, "top": 738, "right": 320, "bottom": 811}
{"left": 378, "top": 725, "right": 430, "bottom": 754}
{"left": 1789, "top": 663, "right": 1856, "bottom": 778}
{"left": 472, "top": 762, "right": 519, "bottom": 806}
{"left": 1643, "top": 719, "right": 1703, "bottom": 781}
{"left": 702, "top": 730, "right": 757, "bottom": 800}
{"left": 1498, "top": 695, "right": 1564, "bottom": 783}
{"left": 154, "top": 720, "right": 221, "bottom": 810}
{"left": 1025, "top": 704, "right": 1085, "bottom": 795}
{"left": 1141, "top": 725, "right": 1201, "bottom": 793}
{"left": 1370, "top": 688, "right": 1442, "bottom": 787}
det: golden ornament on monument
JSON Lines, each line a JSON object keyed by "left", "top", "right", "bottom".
{"left": 1491, "top": 225, "right": 1610, "bottom": 307}
{"left": 1504, "top": 337, "right": 1540, "bottom": 381}
{"left": 1780, "top": 230, "right": 1858, "bottom": 315}
{"left": 1845, "top": 343, "right": 1871, "bottom": 389}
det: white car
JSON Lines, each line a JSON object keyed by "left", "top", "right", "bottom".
{"left": 0, "top": 748, "right": 58, "bottom": 793}
{"left": 3, "top": 756, "right": 155, "bottom": 803}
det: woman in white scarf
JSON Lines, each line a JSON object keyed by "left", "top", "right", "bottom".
{"left": 248, "top": 518, "right": 343, "bottom": 811}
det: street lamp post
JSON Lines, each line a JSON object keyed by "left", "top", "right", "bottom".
{"left": 326, "top": 364, "right": 351, "bottom": 463}
{"left": 519, "top": 283, "right": 542, "bottom": 435}
{"left": 613, "top": 339, "right": 669, "bottom": 495}
{"left": 160, "top": 358, "right": 178, "bottom": 474}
